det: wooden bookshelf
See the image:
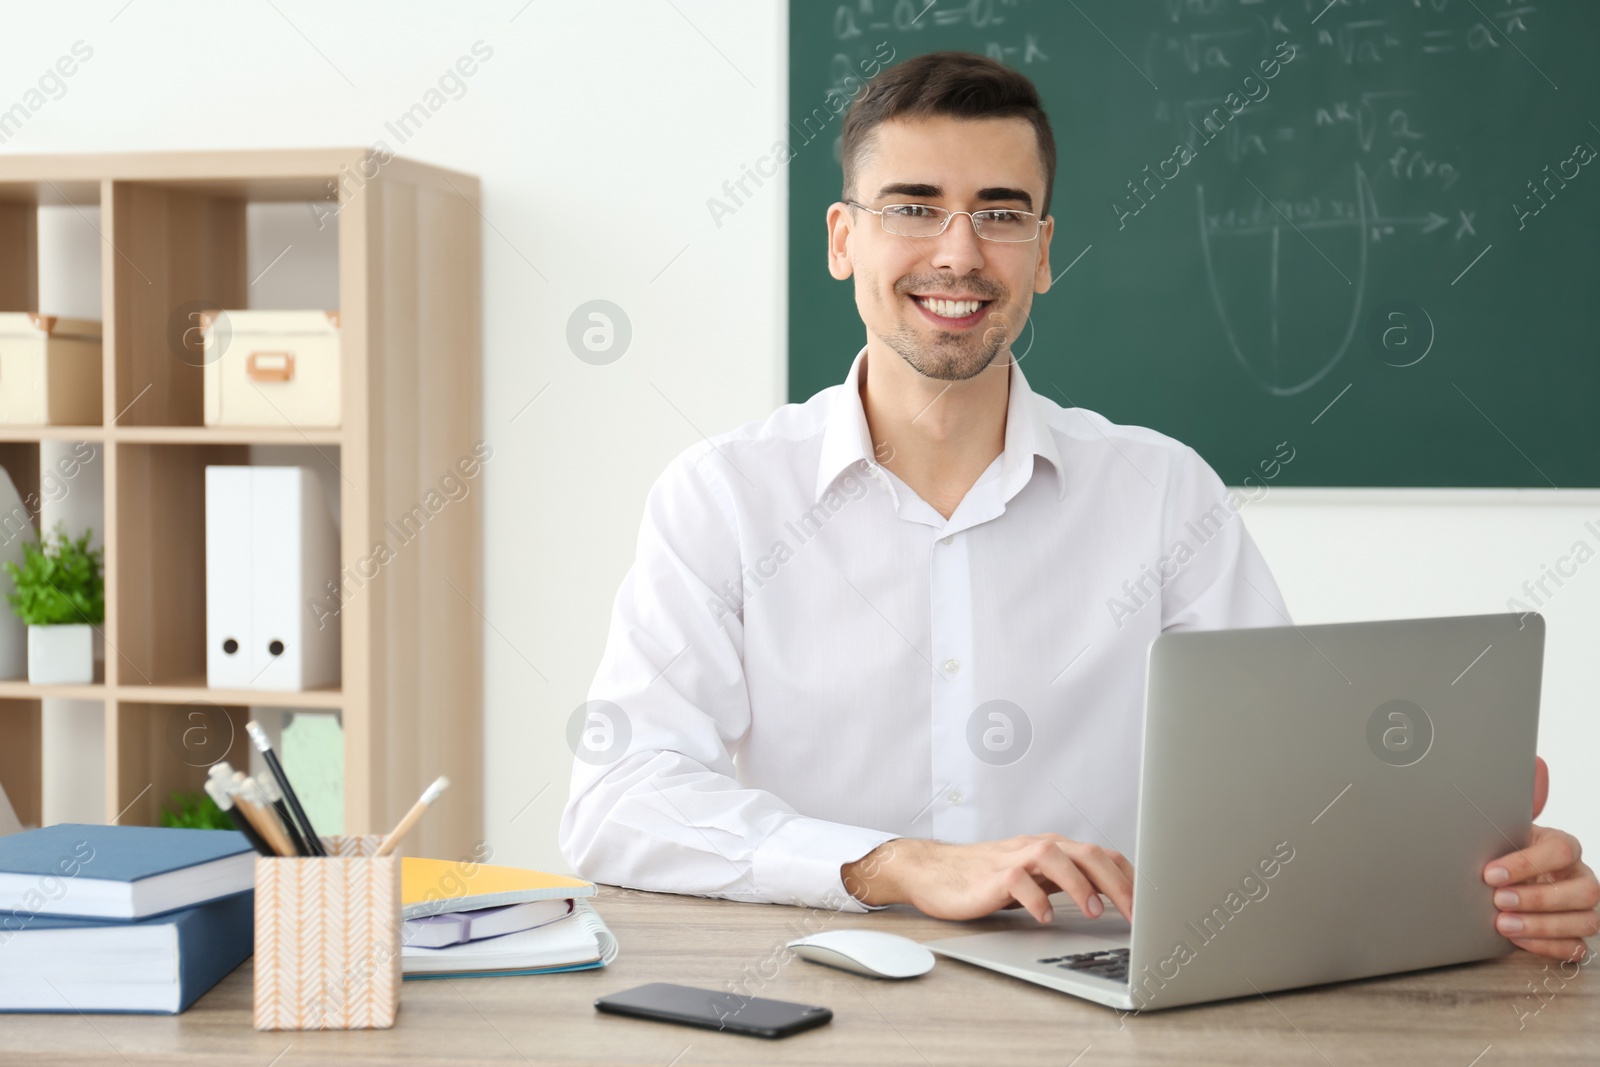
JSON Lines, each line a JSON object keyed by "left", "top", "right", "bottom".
{"left": 0, "top": 149, "right": 483, "bottom": 860}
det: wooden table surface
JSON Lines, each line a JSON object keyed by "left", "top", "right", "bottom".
{"left": 2, "top": 884, "right": 1594, "bottom": 1066}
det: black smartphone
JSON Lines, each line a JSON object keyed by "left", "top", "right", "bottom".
{"left": 594, "top": 982, "right": 832, "bottom": 1039}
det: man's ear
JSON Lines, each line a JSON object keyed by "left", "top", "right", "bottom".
{"left": 1033, "top": 215, "right": 1055, "bottom": 295}
{"left": 826, "top": 202, "right": 855, "bottom": 281}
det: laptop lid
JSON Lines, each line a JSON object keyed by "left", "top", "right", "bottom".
{"left": 1124, "top": 612, "right": 1543, "bottom": 1011}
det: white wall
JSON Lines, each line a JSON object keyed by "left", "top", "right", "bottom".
{"left": 5, "top": 1, "right": 1591, "bottom": 868}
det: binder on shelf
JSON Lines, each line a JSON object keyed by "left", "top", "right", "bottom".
{"left": 206, "top": 466, "right": 340, "bottom": 692}
{"left": 203, "top": 310, "right": 341, "bottom": 428}
{"left": 0, "top": 314, "right": 102, "bottom": 425}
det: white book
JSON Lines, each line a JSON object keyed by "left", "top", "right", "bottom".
{"left": 401, "top": 899, "right": 619, "bottom": 976}
{"left": 401, "top": 898, "right": 574, "bottom": 949}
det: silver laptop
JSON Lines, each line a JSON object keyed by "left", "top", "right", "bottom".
{"left": 924, "top": 612, "right": 1544, "bottom": 1012}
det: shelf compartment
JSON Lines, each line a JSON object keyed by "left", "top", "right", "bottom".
{"left": 105, "top": 181, "right": 247, "bottom": 428}
{"left": 0, "top": 698, "right": 41, "bottom": 827}
{"left": 109, "top": 700, "right": 249, "bottom": 826}
{"left": 0, "top": 198, "right": 37, "bottom": 313}
{"left": 112, "top": 441, "right": 248, "bottom": 687}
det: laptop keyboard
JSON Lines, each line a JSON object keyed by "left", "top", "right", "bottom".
{"left": 1036, "top": 947, "right": 1130, "bottom": 982}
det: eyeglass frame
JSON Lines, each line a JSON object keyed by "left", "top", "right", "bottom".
{"left": 843, "top": 199, "right": 1045, "bottom": 243}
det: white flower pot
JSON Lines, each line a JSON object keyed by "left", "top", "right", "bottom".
{"left": 27, "top": 624, "right": 94, "bottom": 685}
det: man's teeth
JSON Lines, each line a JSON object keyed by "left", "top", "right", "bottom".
{"left": 915, "top": 296, "right": 984, "bottom": 319}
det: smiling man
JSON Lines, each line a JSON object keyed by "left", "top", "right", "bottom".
{"left": 560, "top": 52, "right": 1597, "bottom": 965}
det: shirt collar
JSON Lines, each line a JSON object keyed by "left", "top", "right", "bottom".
{"left": 814, "top": 347, "right": 1068, "bottom": 505}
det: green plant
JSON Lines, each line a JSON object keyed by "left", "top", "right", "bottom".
{"left": 159, "top": 789, "right": 234, "bottom": 830}
{"left": 3, "top": 522, "right": 104, "bottom": 627}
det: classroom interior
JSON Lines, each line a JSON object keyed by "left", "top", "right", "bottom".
{"left": 0, "top": 0, "right": 1595, "bottom": 1057}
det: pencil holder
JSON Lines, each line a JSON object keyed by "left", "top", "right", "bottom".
{"left": 253, "top": 834, "right": 401, "bottom": 1030}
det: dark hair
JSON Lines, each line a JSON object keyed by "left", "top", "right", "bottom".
{"left": 840, "top": 51, "right": 1056, "bottom": 217}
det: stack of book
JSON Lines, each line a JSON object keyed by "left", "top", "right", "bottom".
{"left": 0, "top": 824, "right": 256, "bottom": 1013}
{"left": 400, "top": 857, "right": 618, "bottom": 979}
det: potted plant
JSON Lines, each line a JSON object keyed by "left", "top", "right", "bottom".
{"left": 4, "top": 522, "right": 104, "bottom": 685}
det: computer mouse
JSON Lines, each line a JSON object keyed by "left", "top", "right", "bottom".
{"left": 786, "top": 929, "right": 936, "bottom": 979}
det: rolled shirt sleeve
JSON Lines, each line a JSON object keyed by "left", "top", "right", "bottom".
{"left": 558, "top": 443, "right": 901, "bottom": 912}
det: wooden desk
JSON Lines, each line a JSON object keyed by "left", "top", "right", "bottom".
{"left": 1, "top": 885, "right": 1594, "bottom": 1065}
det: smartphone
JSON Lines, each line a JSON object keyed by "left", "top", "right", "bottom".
{"left": 594, "top": 982, "right": 833, "bottom": 1039}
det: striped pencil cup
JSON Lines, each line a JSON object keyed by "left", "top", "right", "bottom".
{"left": 253, "top": 834, "right": 401, "bottom": 1030}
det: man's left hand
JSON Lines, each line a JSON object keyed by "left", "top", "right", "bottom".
{"left": 1484, "top": 756, "right": 1600, "bottom": 962}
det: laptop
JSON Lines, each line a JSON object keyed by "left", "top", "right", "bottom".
{"left": 923, "top": 612, "right": 1544, "bottom": 1012}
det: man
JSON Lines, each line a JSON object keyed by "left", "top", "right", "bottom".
{"left": 560, "top": 52, "right": 1597, "bottom": 964}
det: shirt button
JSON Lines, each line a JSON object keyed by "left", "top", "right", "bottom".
{"left": 940, "top": 535, "right": 953, "bottom": 545}
{"left": 948, "top": 790, "right": 964, "bottom": 806}
{"left": 943, "top": 658, "right": 960, "bottom": 673}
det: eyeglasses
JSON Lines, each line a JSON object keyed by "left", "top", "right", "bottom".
{"left": 845, "top": 200, "right": 1043, "bottom": 242}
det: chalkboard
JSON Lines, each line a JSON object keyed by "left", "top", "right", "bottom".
{"left": 788, "top": 0, "right": 1600, "bottom": 487}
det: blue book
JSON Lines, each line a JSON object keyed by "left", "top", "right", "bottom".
{"left": 0, "top": 824, "right": 255, "bottom": 920}
{"left": 0, "top": 889, "right": 254, "bottom": 1013}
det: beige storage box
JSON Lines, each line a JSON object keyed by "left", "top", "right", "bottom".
{"left": 0, "top": 313, "right": 102, "bottom": 425}
{"left": 203, "top": 310, "right": 341, "bottom": 428}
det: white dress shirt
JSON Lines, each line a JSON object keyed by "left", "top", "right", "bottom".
{"left": 560, "top": 347, "right": 1290, "bottom": 912}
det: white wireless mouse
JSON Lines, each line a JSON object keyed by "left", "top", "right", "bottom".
{"left": 786, "top": 929, "right": 936, "bottom": 979}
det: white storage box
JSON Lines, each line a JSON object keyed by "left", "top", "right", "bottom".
{"left": 0, "top": 313, "right": 102, "bottom": 425}
{"left": 203, "top": 310, "right": 341, "bottom": 428}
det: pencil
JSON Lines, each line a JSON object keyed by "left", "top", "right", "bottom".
{"left": 254, "top": 771, "right": 311, "bottom": 857}
{"left": 229, "top": 773, "right": 297, "bottom": 857}
{"left": 246, "top": 720, "right": 327, "bottom": 857}
{"left": 374, "top": 776, "right": 450, "bottom": 857}
{"left": 204, "top": 773, "right": 273, "bottom": 856}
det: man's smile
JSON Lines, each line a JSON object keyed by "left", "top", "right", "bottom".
{"left": 908, "top": 292, "right": 995, "bottom": 329}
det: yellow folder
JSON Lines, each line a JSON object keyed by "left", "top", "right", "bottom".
{"left": 401, "top": 857, "right": 595, "bottom": 919}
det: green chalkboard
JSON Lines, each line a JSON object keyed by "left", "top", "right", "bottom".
{"left": 788, "top": 0, "right": 1600, "bottom": 487}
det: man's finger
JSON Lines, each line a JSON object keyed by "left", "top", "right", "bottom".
{"left": 1496, "top": 908, "right": 1600, "bottom": 941}
{"left": 1002, "top": 864, "right": 1056, "bottom": 923}
{"left": 1109, "top": 850, "right": 1137, "bottom": 888}
{"left": 1492, "top": 864, "right": 1600, "bottom": 914}
{"left": 1510, "top": 936, "right": 1589, "bottom": 964}
{"left": 1059, "top": 843, "right": 1134, "bottom": 920}
{"left": 1486, "top": 828, "right": 1581, "bottom": 886}
{"left": 1532, "top": 755, "right": 1549, "bottom": 819}
{"left": 1026, "top": 844, "right": 1100, "bottom": 919}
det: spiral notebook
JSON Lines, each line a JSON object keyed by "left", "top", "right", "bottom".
{"left": 402, "top": 898, "right": 619, "bottom": 979}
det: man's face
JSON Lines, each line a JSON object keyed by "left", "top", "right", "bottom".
{"left": 828, "top": 114, "right": 1054, "bottom": 382}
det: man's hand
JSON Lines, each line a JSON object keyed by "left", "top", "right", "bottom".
{"left": 1485, "top": 756, "right": 1600, "bottom": 962}
{"left": 841, "top": 834, "right": 1134, "bottom": 924}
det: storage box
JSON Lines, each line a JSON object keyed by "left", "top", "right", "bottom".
{"left": 203, "top": 310, "right": 341, "bottom": 428}
{"left": 253, "top": 834, "right": 400, "bottom": 1031}
{"left": 0, "top": 313, "right": 102, "bottom": 425}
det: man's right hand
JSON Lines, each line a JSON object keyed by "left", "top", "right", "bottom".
{"left": 840, "top": 834, "right": 1135, "bottom": 925}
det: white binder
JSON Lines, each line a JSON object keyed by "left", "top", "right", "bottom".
{"left": 206, "top": 466, "right": 340, "bottom": 691}
{"left": 205, "top": 467, "right": 253, "bottom": 688}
